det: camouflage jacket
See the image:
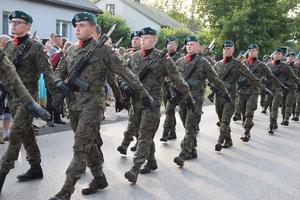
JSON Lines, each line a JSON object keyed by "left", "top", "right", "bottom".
{"left": 54, "top": 38, "right": 149, "bottom": 111}
{"left": 0, "top": 49, "right": 33, "bottom": 105}
{"left": 239, "top": 58, "right": 284, "bottom": 94}
{"left": 127, "top": 48, "right": 191, "bottom": 108}
{"left": 214, "top": 57, "right": 262, "bottom": 98}
{"left": 177, "top": 54, "right": 228, "bottom": 102}
{"left": 4, "top": 34, "right": 57, "bottom": 105}
{"left": 267, "top": 61, "right": 300, "bottom": 90}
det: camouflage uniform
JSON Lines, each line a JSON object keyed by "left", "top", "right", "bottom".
{"left": 239, "top": 58, "right": 284, "bottom": 140}
{"left": 214, "top": 57, "right": 262, "bottom": 147}
{"left": 176, "top": 54, "right": 228, "bottom": 158}
{"left": 267, "top": 61, "right": 300, "bottom": 131}
{"left": 54, "top": 39, "right": 149, "bottom": 193}
{"left": 0, "top": 35, "right": 57, "bottom": 174}
{"left": 126, "top": 48, "right": 191, "bottom": 171}
{"left": 292, "top": 63, "right": 300, "bottom": 119}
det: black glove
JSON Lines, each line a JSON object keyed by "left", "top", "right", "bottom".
{"left": 115, "top": 100, "right": 126, "bottom": 113}
{"left": 281, "top": 86, "right": 289, "bottom": 93}
{"left": 263, "top": 87, "right": 273, "bottom": 96}
{"left": 169, "top": 95, "right": 179, "bottom": 106}
{"left": 224, "top": 93, "right": 232, "bottom": 104}
{"left": 24, "top": 101, "right": 50, "bottom": 121}
{"left": 120, "top": 84, "right": 138, "bottom": 99}
{"left": 55, "top": 80, "right": 71, "bottom": 96}
{"left": 186, "top": 96, "right": 196, "bottom": 113}
{"left": 142, "top": 95, "right": 154, "bottom": 112}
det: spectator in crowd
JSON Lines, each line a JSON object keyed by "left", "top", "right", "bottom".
{"left": 49, "top": 34, "right": 62, "bottom": 57}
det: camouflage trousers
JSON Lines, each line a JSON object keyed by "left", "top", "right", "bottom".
{"left": 62, "top": 108, "right": 104, "bottom": 193}
{"left": 292, "top": 89, "right": 300, "bottom": 116}
{"left": 239, "top": 93, "right": 258, "bottom": 133}
{"left": 281, "top": 89, "right": 297, "bottom": 120}
{"left": 162, "top": 100, "right": 176, "bottom": 135}
{"left": 260, "top": 90, "right": 266, "bottom": 108}
{"left": 0, "top": 103, "right": 41, "bottom": 174}
{"left": 215, "top": 94, "right": 236, "bottom": 143}
{"left": 178, "top": 98, "right": 203, "bottom": 158}
{"left": 234, "top": 93, "right": 241, "bottom": 115}
{"left": 269, "top": 90, "right": 283, "bottom": 127}
{"left": 121, "top": 104, "right": 138, "bottom": 146}
{"left": 132, "top": 104, "right": 160, "bottom": 169}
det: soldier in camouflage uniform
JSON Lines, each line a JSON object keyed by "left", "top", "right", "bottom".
{"left": 213, "top": 40, "right": 270, "bottom": 152}
{"left": 0, "top": 50, "right": 51, "bottom": 193}
{"left": 123, "top": 27, "right": 195, "bottom": 184}
{"left": 117, "top": 31, "right": 142, "bottom": 155}
{"left": 160, "top": 36, "right": 183, "bottom": 142}
{"left": 267, "top": 48, "right": 300, "bottom": 134}
{"left": 173, "top": 36, "right": 231, "bottom": 167}
{"left": 292, "top": 54, "right": 300, "bottom": 121}
{"left": 0, "top": 10, "right": 58, "bottom": 191}
{"left": 238, "top": 44, "right": 286, "bottom": 142}
{"left": 281, "top": 52, "right": 298, "bottom": 125}
{"left": 49, "top": 13, "right": 153, "bottom": 200}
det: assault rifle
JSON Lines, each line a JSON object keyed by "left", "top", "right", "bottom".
{"left": 54, "top": 24, "right": 116, "bottom": 112}
{"left": 207, "top": 49, "right": 250, "bottom": 102}
{"left": 169, "top": 39, "right": 215, "bottom": 106}
{"left": 177, "top": 45, "right": 186, "bottom": 55}
{"left": 13, "top": 31, "right": 36, "bottom": 69}
{"left": 238, "top": 50, "right": 276, "bottom": 89}
{"left": 111, "top": 37, "right": 123, "bottom": 51}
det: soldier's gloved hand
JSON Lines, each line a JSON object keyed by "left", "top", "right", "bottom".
{"left": 24, "top": 101, "right": 50, "bottom": 121}
{"left": 142, "top": 95, "right": 154, "bottom": 112}
{"left": 224, "top": 93, "right": 232, "bottom": 104}
{"left": 281, "top": 86, "right": 289, "bottom": 93}
{"left": 263, "top": 87, "right": 273, "bottom": 96}
{"left": 115, "top": 100, "right": 126, "bottom": 113}
{"left": 186, "top": 96, "right": 196, "bottom": 113}
{"left": 55, "top": 80, "right": 71, "bottom": 96}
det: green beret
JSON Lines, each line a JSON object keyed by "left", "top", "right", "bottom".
{"left": 222, "top": 40, "right": 234, "bottom": 48}
{"left": 96, "top": 24, "right": 101, "bottom": 31}
{"left": 131, "top": 31, "right": 140, "bottom": 40}
{"left": 139, "top": 27, "right": 157, "bottom": 36}
{"left": 248, "top": 44, "right": 259, "bottom": 49}
{"left": 296, "top": 54, "right": 300, "bottom": 60}
{"left": 238, "top": 51, "right": 245, "bottom": 56}
{"left": 165, "top": 36, "right": 178, "bottom": 46}
{"left": 184, "top": 35, "right": 199, "bottom": 45}
{"left": 274, "top": 48, "right": 283, "bottom": 54}
{"left": 198, "top": 40, "right": 204, "bottom": 46}
{"left": 262, "top": 54, "right": 269, "bottom": 59}
{"left": 9, "top": 10, "right": 33, "bottom": 23}
{"left": 72, "top": 12, "right": 97, "bottom": 27}
{"left": 287, "top": 52, "right": 296, "bottom": 57}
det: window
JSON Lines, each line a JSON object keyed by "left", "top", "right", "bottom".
{"left": 2, "top": 11, "right": 10, "bottom": 35}
{"left": 56, "top": 20, "right": 71, "bottom": 39}
{"left": 106, "top": 4, "right": 115, "bottom": 15}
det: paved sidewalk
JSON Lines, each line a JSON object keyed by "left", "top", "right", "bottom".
{"left": 0, "top": 104, "right": 299, "bottom": 200}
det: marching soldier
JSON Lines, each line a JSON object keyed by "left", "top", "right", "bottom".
{"left": 292, "top": 54, "right": 300, "bottom": 121}
{"left": 160, "top": 36, "right": 183, "bottom": 142}
{"left": 238, "top": 44, "right": 286, "bottom": 142}
{"left": 117, "top": 31, "right": 142, "bottom": 155}
{"left": 173, "top": 36, "right": 231, "bottom": 167}
{"left": 213, "top": 40, "right": 271, "bottom": 152}
{"left": 0, "top": 10, "right": 58, "bottom": 192}
{"left": 267, "top": 48, "right": 300, "bottom": 134}
{"left": 123, "top": 27, "right": 195, "bottom": 183}
{"left": 49, "top": 12, "right": 153, "bottom": 200}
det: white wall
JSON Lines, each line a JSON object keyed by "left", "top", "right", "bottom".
{"left": 95, "top": 0, "right": 161, "bottom": 32}
{"left": 0, "top": 0, "right": 84, "bottom": 43}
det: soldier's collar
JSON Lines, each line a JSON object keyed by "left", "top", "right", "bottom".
{"left": 141, "top": 48, "right": 154, "bottom": 57}
{"left": 272, "top": 59, "right": 280, "bottom": 65}
{"left": 13, "top": 34, "right": 29, "bottom": 46}
{"left": 78, "top": 37, "right": 93, "bottom": 48}
{"left": 223, "top": 56, "right": 233, "bottom": 64}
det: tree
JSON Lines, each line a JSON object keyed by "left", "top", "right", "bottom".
{"left": 194, "top": 0, "right": 299, "bottom": 57}
{"left": 96, "top": 11, "right": 131, "bottom": 48}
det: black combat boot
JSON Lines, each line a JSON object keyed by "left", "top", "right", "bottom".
{"left": 294, "top": 116, "right": 299, "bottom": 121}
{"left": 268, "top": 125, "right": 274, "bottom": 135}
{"left": 117, "top": 143, "right": 128, "bottom": 155}
{"left": 0, "top": 171, "right": 7, "bottom": 193}
{"left": 160, "top": 131, "right": 168, "bottom": 142}
{"left": 274, "top": 122, "right": 278, "bottom": 129}
{"left": 17, "top": 164, "right": 43, "bottom": 181}
{"left": 233, "top": 113, "right": 241, "bottom": 121}
{"left": 167, "top": 131, "right": 177, "bottom": 140}
{"left": 124, "top": 166, "right": 139, "bottom": 183}
{"left": 282, "top": 120, "right": 289, "bottom": 126}
{"left": 174, "top": 154, "right": 185, "bottom": 167}
{"left": 48, "top": 189, "right": 71, "bottom": 200}
{"left": 240, "top": 132, "right": 251, "bottom": 142}
{"left": 82, "top": 174, "right": 108, "bottom": 195}
{"left": 140, "top": 160, "right": 158, "bottom": 174}
{"left": 185, "top": 149, "right": 198, "bottom": 160}
{"left": 130, "top": 142, "right": 137, "bottom": 151}
{"left": 222, "top": 139, "right": 233, "bottom": 148}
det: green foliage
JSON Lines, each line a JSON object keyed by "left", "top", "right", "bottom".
{"left": 96, "top": 11, "right": 131, "bottom": 48}
{"left": 194, "top": 0, "right": 299, "bottom": 58}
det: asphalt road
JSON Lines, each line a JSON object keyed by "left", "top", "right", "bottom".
{"left": 0, "top": 104, "right": 299, "bottom": 200}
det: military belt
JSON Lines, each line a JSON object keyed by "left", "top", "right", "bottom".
{"left": 74, "top": 85, "right": 104, "bottom": 92}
